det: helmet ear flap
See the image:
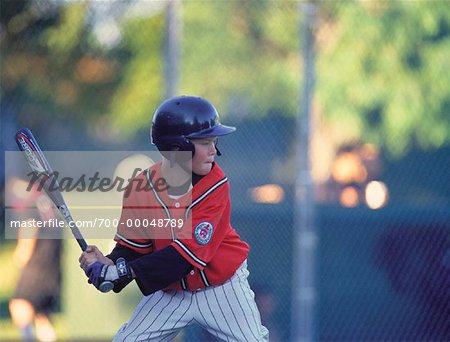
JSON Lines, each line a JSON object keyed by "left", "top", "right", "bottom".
{"left": 181, "top": 138, "right": 195, "bottom": 157}
{"left": 173, "top": 137, "right": 195, "bottom": 156}
{"left": 170, "top": 141, "right": 181, "bottom": 152}
{"left": 154, "top": 137, "right": 195, "bottom": 165}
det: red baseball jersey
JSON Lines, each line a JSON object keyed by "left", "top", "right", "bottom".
{"left": 114, "top": 162, "right": 250, "bottom": 291}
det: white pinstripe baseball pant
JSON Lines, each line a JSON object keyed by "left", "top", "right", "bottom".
{"left": 113, "top": 260, "right": 269, "bottom": 342}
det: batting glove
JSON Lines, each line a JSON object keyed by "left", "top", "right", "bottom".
{"left": 85, "top": 257, "right": 132, "bottom": 292}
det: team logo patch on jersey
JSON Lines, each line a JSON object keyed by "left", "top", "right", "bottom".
{"left": 194, "top": 222, "right": 213, "bottom": 245}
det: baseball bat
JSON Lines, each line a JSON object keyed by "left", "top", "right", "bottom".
{"left": 15, "top": 128, "right": 114, "bottom": 293}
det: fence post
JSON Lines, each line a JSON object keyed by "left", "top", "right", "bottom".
{"left": 291, "top": 1, "right": 318, "bottom": 341}
{"left": 164, "top": 0, "right": 181, "bottom": 98}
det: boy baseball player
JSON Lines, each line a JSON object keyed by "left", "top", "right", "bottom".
{"left": 79, "top": 95, "right": 269, "bottom": 341}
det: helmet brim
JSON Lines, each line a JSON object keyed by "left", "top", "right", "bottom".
{"left": 186, "top": 124, "right": 236, "bottom": 139}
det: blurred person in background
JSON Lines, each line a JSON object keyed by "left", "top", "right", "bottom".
{"left": 8, "top": 178, "right": 63, "bottom": 342}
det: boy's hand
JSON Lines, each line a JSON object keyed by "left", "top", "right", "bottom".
{"left": 84, "top": 258, "right": 132, "bottom": 292}
{"left": 78, "top": 245, "right": 113, "bottom": 269}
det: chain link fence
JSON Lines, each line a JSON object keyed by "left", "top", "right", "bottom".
{"left": 1, "top": 1, "right": 449, "bottom": 341}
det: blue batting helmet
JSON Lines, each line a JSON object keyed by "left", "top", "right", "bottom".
{"left": 151, "top": 95, "right": 236, "bottom": 155}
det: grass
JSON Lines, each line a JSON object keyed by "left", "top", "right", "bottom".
{"left": 0, "top": 239, "right": 141, "bottom": 341}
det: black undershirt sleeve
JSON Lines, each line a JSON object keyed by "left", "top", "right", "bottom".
{"left": 106, "top": 243, "right": 143, "bottom": 263}
{"left": 106, "top": 244, "right": 193, "bottom": 295}
{"left": 129, "top": 246, "right": 194, "bottom": 295}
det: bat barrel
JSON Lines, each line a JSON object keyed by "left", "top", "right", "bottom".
{"left": 16, "top": 128, "right": 89, "bottom": 252}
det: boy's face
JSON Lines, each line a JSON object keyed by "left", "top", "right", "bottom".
{"left": 191, "top": 137, "right": 218, "bottom": 175}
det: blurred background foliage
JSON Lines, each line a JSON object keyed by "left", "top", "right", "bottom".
{"left": 2, "top": 0, "right": 449, "bottom": 155}
{"left": 317, "top": 1, "right": 450, "bottom": 156}
{"left": 1, "top": 1, "right": 450, "bottom": 341}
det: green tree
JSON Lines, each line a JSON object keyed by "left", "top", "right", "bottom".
{"left": 1, "top": 2, "right": 101, "bottom": 126}
{"left": 316, "top": 1, "right": 450, "bottom": 156}
{"left": 180, "top": 0, "right": 300, "bottom": 118}
{"left": 2, "top": 1, "right": 449, "bottom": 156}
{"left": 1, "top": 1, "right": 164, "bottom": 139}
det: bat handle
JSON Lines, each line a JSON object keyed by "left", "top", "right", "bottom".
{"left": 77, "top": 235, "right": 113, "bottom": 293}
{"left": 79, "top": 239, "right": 113, "bottom": 293}
{"left": 65, "top": 216, "right": 112, "bottom": 292}
{"left": 64, "top": 215, "right": 87, "bottom": 251}
{"left": 78, "top": 238, "right": 88, "bottom": 251}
